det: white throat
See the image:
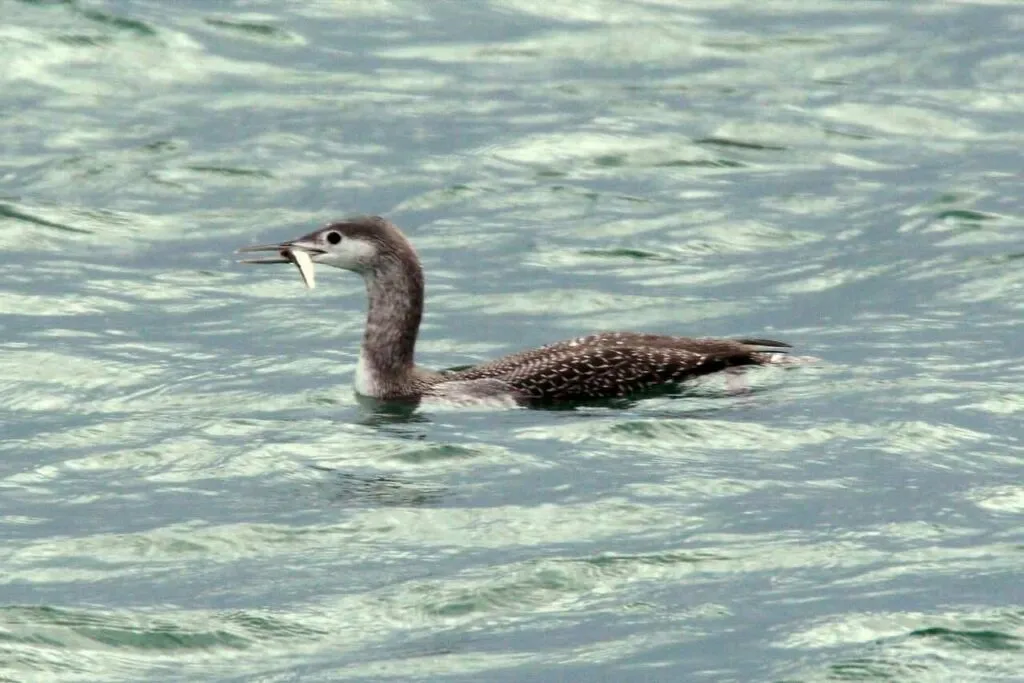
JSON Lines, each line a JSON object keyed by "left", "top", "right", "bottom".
{"left": 354, "top": 350, "right": 381, "bottom": 397}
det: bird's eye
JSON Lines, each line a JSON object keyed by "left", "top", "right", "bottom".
{"left": 326, "top": 231, "right": 341, "bottom": 245}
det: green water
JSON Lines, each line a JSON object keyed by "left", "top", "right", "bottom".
{"left": 2, "top": 1, "right": 1023, "bottom": 681}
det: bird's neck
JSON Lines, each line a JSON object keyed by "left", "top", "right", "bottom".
{"left": 356, "top": 256, "right": 425, "bottom": 397}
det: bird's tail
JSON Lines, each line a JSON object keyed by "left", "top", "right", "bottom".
{"left": 735, "top": 337, "right": 792, "bottom": 350}
{"left": 736, "top": 338, "right": 820, "bottom": 366}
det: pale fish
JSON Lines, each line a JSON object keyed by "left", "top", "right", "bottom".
{"left": 284, "top": 247, "right": 316, "bottom": 289}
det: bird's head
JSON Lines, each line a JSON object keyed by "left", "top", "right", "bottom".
{"left": 237, "top": 215, "right": 415, "bottom": 287}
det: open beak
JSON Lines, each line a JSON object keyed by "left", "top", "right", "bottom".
{"left": 237, "top": 239, "right": 324, "bottom": 289}
{"left": 236, "top": 239, "right": 324, "bottom": 263}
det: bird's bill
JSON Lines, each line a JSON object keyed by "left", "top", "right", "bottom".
{"left": 237, "top": 242, "right": 318, "bottom": 289}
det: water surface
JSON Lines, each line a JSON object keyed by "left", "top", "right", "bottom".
{"left": 2, "top": 1, "right": 1023, "bottom": 681}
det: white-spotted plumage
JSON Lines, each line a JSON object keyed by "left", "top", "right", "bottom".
{"left": 238, "top": 216, "right": 797, "bottom": 405}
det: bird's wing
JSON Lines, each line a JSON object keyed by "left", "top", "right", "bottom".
{"left": 445, "top": 333, "right": 788, "bottom": 388}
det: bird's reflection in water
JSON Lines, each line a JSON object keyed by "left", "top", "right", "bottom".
{"left": 354, "top": 393, "right": 429, "bottom": 426}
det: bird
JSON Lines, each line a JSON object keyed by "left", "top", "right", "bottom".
{"left": 237, "top": 216, "right": 795, "bottom": 406}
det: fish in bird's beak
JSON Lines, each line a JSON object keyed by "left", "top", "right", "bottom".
{"left": 237, "top": 240, "right": 321, "bottom": 289}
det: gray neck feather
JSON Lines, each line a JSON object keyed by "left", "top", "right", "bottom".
{"left": 361, "top": 252, "right": 424, "bottom": 388}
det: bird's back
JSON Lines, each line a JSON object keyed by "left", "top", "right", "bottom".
{"left": 434, "top": 332, "right": 790, "bottom": 401}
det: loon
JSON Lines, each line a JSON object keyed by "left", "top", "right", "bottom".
{"left": 238, "top": 216, "right": 794, "bottom": 405}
